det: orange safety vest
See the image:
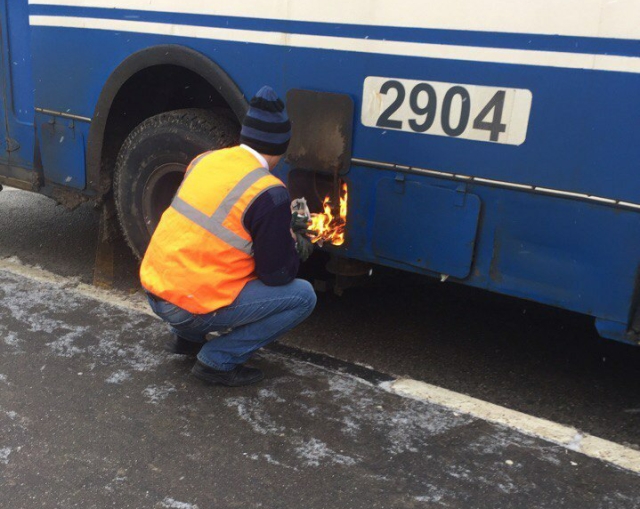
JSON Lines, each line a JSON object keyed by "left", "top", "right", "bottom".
{"left": 140, "top": 146, "right": 285, "bottom": 314}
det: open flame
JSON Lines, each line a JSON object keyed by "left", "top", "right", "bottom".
{"left": 309, "top": 183, "right": 348, "bottom": 246}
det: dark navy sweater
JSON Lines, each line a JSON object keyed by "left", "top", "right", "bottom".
{"left": 242, "top": 186, "right": 300, "bottom": 286}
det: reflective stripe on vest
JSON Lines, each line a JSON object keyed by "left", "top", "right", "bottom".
{"left": 140, "top": 146, "right": 288, "bottom": 314}
{"left": 171, "top": 167, "right": 272, "bottom": 255}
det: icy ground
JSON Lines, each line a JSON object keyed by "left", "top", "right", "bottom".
{"left": 0, "top": 269, "right": 639, "bottom": 508}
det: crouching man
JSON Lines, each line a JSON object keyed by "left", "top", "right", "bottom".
{"left": 140, "top": 86, "right": 316, "bottom": 387}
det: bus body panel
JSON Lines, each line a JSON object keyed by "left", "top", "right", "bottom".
{"left": 27, "top": 4, "right": 640, "bottom": 200}
{"left": 0, "top": 0, "right": 34, "bottom": 173}
{"left": 343, "top": 164, "right": 640, "bottom": 328}
{"left": 4, "top": 1, "right": 639, "bottom": 342}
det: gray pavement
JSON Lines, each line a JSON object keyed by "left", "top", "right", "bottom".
{"left": 1, "top": 269, "right": 640, "bottom": 508}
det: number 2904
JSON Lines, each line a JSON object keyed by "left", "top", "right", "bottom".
{"left": 361, "top": 77, "right": 532, "bottom": 146}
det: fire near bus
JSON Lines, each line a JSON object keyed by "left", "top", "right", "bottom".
{"left": 1, "top": 1, "right": 640, "bottom": 344}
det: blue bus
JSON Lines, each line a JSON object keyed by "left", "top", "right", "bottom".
{"left": 2, "top": 1, "right": 639, "bottom": 344}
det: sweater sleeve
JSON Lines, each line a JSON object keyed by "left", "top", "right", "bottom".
{"left": 243, "top": 186, "right": 300, "bottom": 286}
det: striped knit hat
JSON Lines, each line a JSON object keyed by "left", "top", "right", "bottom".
{"left": 240, "top": 86, "right": 291, "bottom": 156}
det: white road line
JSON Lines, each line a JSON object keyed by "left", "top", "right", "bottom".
{"left": 28, "top": 16, "right": 640, "bottom": 74}
{"left": 1, "top": 255, "right": 639, "bottom": 474}
{"left": 0, "top": 256, "right": 154, "bottom": 318}
{"left": 387, "top": 379, "right": 640, "bottom": 473}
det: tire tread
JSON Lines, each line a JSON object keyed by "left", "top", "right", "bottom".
{"left": 114, "top": 108, "right": 238, "bottom": 258}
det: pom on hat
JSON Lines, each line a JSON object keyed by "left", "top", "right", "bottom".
{"left": 240, "top": 86, "right": 291, "bottom": 156}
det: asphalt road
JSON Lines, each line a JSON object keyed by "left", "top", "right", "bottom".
{"left": 0, "top": 186, "right": 639, "bottom": 452}
{"left": 3, "top": 267, "right": 640, "bottom": 508}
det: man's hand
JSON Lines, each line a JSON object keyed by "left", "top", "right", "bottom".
{"left": 291, "top": 199, "right": 315, "bottom": 261}
{"left": 294, "top": 232, "right": 314, "bottom": 262}
{"left": 291, "top": 199, "right": 316, "bottom": 234}
{"left": 291, "top": 212, "right": 315, "bottom": 261}
{"left": 291, "top": 212, "right": 311, "bottom": 233}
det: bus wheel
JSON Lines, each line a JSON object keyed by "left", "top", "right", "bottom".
{"left": 114, "top": 108, "right": 238, "bottom": 259}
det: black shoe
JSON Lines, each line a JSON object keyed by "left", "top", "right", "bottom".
{"left": 191, "top": 360, "right": 264, "bottom": 387}
{"left": 165, "top": 335, "right": 204, "bottom": 356}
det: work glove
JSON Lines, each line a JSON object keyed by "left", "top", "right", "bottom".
{"left": 292, "top": 213, "right": 315, "bottom": 262}
{"left": 291, "top": 198, "right": 311, "bottom": 230}
{"left": 291, "top": 211, "right": 310, "bottom": 232}
{"left": 291, "top": 197, "right": 315, "bottom": 261}
{"left": 295, "top": 232, "right": 314, "bottom": 262}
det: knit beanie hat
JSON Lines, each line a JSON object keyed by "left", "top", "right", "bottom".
{"left": 240, "top": 86, "right": 291, "bottom": 156}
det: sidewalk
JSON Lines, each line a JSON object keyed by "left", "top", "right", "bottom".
{"left": 0, "top": 268, "right": 638, "bottom": 509}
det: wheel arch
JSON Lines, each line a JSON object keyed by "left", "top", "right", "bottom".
{"left": 86, "top": 44, "right": 248, "bottom": 199}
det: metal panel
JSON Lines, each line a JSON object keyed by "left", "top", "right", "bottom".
{"left": 0, "top": 0, "right": 9, "bottom": 164}
{"left": 38, "top": 117, "right": 85, "bottom": 189}
{"left": 3, "top": 0, "right": 34, "bottom": 169}
{"left": 285, "top": 89, "right": 353, "bottom": 175}
{"left": 372, "top": 177, "right": 481, "bottom": 278}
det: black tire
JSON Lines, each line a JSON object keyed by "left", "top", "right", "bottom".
{"left": 114, "top": 108, "right": 239, "bottom": 259}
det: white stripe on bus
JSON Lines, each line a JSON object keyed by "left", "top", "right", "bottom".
{"left": 28, "top": 0, "right": 640, "bottom": 41}
{"left": 28, "top": 16, "right": 640, "bottom": 74}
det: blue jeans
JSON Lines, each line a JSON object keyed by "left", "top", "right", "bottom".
{"left": 147, "top": 279, "right": 316, "bottom": 371}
